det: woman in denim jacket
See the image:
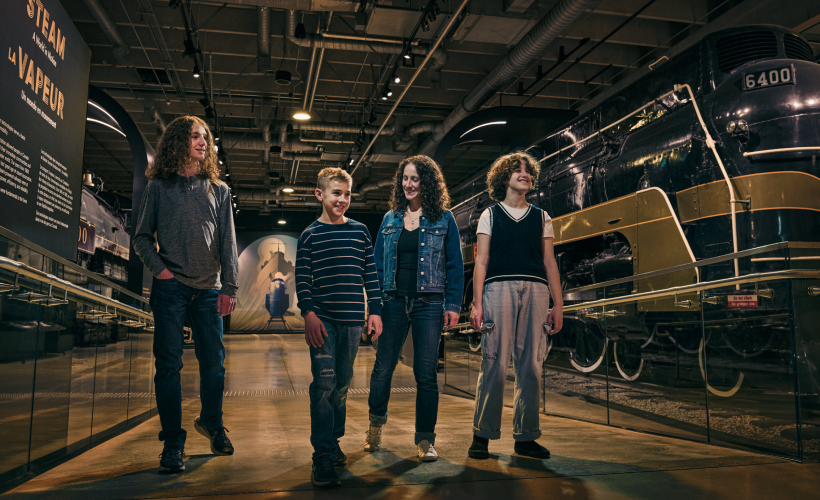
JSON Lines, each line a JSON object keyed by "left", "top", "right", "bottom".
{"left": 366, "top": 155, "right": 464, "bottom": 461}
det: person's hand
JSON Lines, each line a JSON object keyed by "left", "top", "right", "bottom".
{"left": 547, "top": 305, "right": 563, "bottom": 334}
{"left": 470, "top": 303, "right": 483, "bottom": 331}
{"left": 443, "top": 311, "right": 459, "bottom": 330}
{"left": 217, "top": 294, "right": 236, "bottom": 318}
{"left": 368, "top": 314, "right": 383, "bottom": 340}
{"left": 305, "top": 312, "right": 328, "bottom": 347}
{"left": 157, "top": 269, "right": 174, "bottom": 280}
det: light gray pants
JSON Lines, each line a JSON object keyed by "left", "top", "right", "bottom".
{"left": 473, "top": 280, "right": 551, "bottom": 441}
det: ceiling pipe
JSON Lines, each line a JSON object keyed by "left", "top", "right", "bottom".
{"left": 282, "top": 152, "right": 323, "bottom": 161}
{"left": 221, "top": 0, "right": 357, "bottom": 11}
{"left": 142, "top": 99, "right": 167, "bottom": 133}
{"left": 415, "top": 0, "right": 596, "bottom": 156}
{"left": 261, "top": 124, "right": 271, "bottom": 183}
{"left": 359, "top": 178, "right": 394, "bottom": 194}
{"left": 222, "top": 131, "right": 316, "bottom": 152}
{"left": 82, "top": 0, "right": 130, "bottom": 64}
{"left": 285, "top": 10, "right": 448, "bottom": 86}
{"left": 308, "top": 12, "right": 332, "bottom": 113}
{"left": 257, "top": 7, "right": 271, "bottom": 72}
{"left": 301, "top": 15, "right": 320, "bottom": 111}
{"left": 277, "top": 120, "right": 396, "bottom": 136}
{"left": 393, "top": 120, "right": 443, "bottom": 152}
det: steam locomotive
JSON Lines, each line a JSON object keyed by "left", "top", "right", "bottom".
{"left": 452, "top": 25, "right": 820, "bottom": 397}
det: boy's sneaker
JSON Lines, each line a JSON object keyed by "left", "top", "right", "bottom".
{"left": 159, "top": 447, "right": 185, "bottom": 471}
{"left": 417, "top": 440, "right": 438, "bottom": 462}
{"left": 333, "top": 442, "right": 347, "bottom": 467}
{"left": 194, "top": 417, "right": 234, "bottom": 456}
{"left": 312, "top": 453, "right": 341, "bottom": 487}
{"left": 364, "top": 424, "right": 383, "bottom": 452}
{"left": 468, "top": 435, "right": 489, "bottom": 459}
{"left": 514, "top": 440, "right": 551, "bottom": 459}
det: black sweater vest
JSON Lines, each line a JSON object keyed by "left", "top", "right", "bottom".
{"left": 485, "top": 204, "right": 547, "bottom": 285}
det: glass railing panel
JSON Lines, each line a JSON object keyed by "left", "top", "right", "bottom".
{"left": 27, "top": 283, "right": 73, "bottom": 466}
{"left": 0, "top": 267, "right": 38, "bottom": 478}
{"left": 603, "top": 297, "right": 709, "bottom": 442}
{"left": 543, "top": 306, "right": 609, "bottom": 425}
{"left": 66, "top": 302, "right": 96, "bottom": 454}
{"left": 127, "top": 327, "right": 155, "bottom": 422}
{"left": 443, "top": 328, "right": 476, "bottom": 396}
{"left": 700, "top": 280, "right": 798, "bottom": 457}
{"left": 89, "top": 318, "right": 133, "bottom": 441}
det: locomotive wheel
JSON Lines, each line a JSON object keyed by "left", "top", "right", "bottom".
{"left": 670, "top": 323, "right": 712, "bottom": 354}
{"left": 698, "top": 338, "right": 744, "bottom": 397}
{"left": 570, "top": 320, "right": 608, "bottom": 373}
{"left": 722, "top": 322, "right": 775, "bottom": 358}
{"left": 613, "top": 340, "right": 644, "bottom": 381}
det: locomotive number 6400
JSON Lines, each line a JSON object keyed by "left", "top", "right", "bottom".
{"left": 742, "top": 65, "right": 795, "bottom": 91}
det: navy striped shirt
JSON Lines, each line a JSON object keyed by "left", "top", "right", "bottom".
{"left": 296, "top": 219, "right": 382, "bottom": 326}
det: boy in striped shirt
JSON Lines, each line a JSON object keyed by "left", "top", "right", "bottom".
{"left": 296, "top": 167, "right": 383, "bottom": 487}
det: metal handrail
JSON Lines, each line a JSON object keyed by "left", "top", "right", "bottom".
{"left": 743, "top": 146, "right": 820, "bottom": 157}
{"left": 562, "top": 241, "right": 820, "bottom": 297}
{"left": 0, "top": 256, "right": 153, "bottom": 323}
{"left": 564, "top": 269, "right": 819, "bottom": 312}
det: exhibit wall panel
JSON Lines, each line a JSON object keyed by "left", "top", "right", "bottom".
{"left": 0, "top": 0, "right": 91, "bottom": 260}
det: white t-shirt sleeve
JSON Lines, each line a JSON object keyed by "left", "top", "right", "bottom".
{"left": 543, "top": 211, "right": 555, "bottom": 238}
{"left": 477, "top": 208, "right": 492, "bottom": 236}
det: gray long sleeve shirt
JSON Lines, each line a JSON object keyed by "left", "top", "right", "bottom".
{"left": 133, "top": 174, "right": 238, "bottom": 297}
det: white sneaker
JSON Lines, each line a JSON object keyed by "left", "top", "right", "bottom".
{"left": 417, "top": 440, "right": 438, "bottom": 462}
{"left": 364, "top": 424, "right": 383, "bottom": 452}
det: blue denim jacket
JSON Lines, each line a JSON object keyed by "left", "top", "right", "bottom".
{"left": 374, "top": 209, "right": 464, "bottom": 313}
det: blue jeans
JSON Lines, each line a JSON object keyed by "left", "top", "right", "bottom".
{"left": 368, "top": 294, "right": 444, "bottom": 444}
{"left": 149, "top": 277, "right": 225, "bottom": 449}
{"left": 309, "top": 321, "right": 363, "bottom": 459}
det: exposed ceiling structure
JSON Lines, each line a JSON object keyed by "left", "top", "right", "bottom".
{"left": 69, "top": 0, "right": 820, "bottom": 212}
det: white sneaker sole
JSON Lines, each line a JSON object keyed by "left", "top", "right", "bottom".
{"left": 419, "top": 454, "right": 438, "bottom": 462}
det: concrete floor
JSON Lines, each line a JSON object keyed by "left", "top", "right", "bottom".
{"left": 3, "top": 334, "right": 819, "bottom": 500}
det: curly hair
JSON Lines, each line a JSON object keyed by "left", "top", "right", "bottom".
{"left": 388, "top": 155, "right": 451, "bottom": 221}
{"left": 486, "top": 152, "right": 540, "bottom": 202}
{"left": 146, "top": 116, "right": 221, "bottom": 184}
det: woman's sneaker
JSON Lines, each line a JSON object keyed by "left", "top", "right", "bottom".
{"left": 364, "top": 424, "right": 383, "bottom": 452}
{"left": 194, "top": 417, "right": 234, "bottom": 456}
{"left": 159, "top": 447, "right": 185, "bottom": 471}
{"left": 417, "top": 440, "right": 438, "bottom": 462}
{"left": 312, "top": 453, "right": 340, "bottom": 487}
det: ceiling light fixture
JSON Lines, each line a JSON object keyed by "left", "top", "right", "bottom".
{"left": 403, "top": 46, "right": 412, "bottom": 59}
{"left": 292, "top": 108, "right": 311, "bottom": 120}
{"left": 192, "top": 63, "right": 201, "bottom": 78}
{"left": 393, "top": 75, "right": 401, "bottom": 84}
{"left": 282, "top": 187, "right": 294, "bottom": 193}
{"left": 459, "top": 121, "right": 507, "bottom": 139}
{"left": 278, "top": 219, "right": 286, "bottom": 225}
{"left": 275, "top": 70, "right": 292, "bottom": 85}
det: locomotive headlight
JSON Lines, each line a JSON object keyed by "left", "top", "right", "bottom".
{"left": 726, "top": 121, "right": 737, "bottom": 133}
{"left": 736, "top": 119, "right": 749, "bottom": 132}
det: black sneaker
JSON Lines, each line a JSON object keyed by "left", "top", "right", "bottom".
{"left": 468, "top": 435, "right": 489, "bottom": 459}
{"left": 514, "top": 440, "right": 551, "bottom": 459}
{"left": 159, "top": 447, "right": 185, "bottom": 471}
{"left": 333, "top": 442, "right": 347, "bottom": 467}
{"left": 312, "top": 453, "right": 340, "bottom": 487}
{"left": 194, "top": 416, "right": 234, "bottom": 456}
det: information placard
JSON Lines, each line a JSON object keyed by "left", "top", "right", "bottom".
{"left": 0, "top": 0, "right": 91, "bottom": 260}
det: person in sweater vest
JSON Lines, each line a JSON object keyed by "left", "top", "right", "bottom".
{"left": 468, "top": 152, "right": 563, "bottom": 460}
{"left": 296, "top": 168, "right": 383, "bottom": 487}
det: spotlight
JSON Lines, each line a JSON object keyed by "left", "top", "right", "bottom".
{"left": 403, "top": 47, "right": 412, "bottom": 59}
{"left": 275, "top": 70, "right": 292, "bottom": 85}
{"left": 394, "top": 75, "right": 401, "bottom": 84}
{"left": 387, "top": 88, "right": 393, "bottom": 97}
{"left": 183, "top": 38, "right": 198, "bottom": 58}
{"left": 428, "top": 10, "right": 437, "bottom": 22}
{"left": 199, "top": 98, "right": 215, "bottom": 119}
{"left": 278, "top": 219, "right": 286, "bottom": 225}
{"left": 233, "top": 202, "right": 237, "bottom": 208}
{"left": 381, "top": 87, "right": 391, "bottom": 100}
{"left": 432, "top": 2, "right": 440, "bottom": 16}
{"left": 295, "top": 22, "right": 306, "bottom": 39}
{"left": 282, "top": 187, "right": 294, "bottom": 193}
{"left": 421, "top": 19, "right": 430, "bottom": 32}
{"left": 225, "top": 171, "right": 231, "bottom": 179}
{"left": 192, "top": 63, "right": 201, "bottom": 78}
{"left": 292, "top": 108, "right": 311, "bottom": 120}
{"left": 349, "top": 157, "right": 355, "bottom": 166}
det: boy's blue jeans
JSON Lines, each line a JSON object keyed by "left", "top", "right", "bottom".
{"left": 309, "top": 320, "right": 363, "bottom": 459}
{"left": 149, "top": 277, "right": 226, "bottom": 449}
{"left": 368, "top": 294, "right": 444, "bottom": 444}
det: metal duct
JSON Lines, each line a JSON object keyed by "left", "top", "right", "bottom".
{"left": 276, "top": 120, "right": 396, "bottom": 136}
{"left": 222, "top": 0, "right": 357, "bottom": 11}
{"left": 285, "top": 10, "right": 448, "bottom": 85}
{"left": 82, "top": 0, "right": 130, "bottom": 64}
{"left": 282, "top": 152, "right": 323, "bottom": 161}
{"left": 257, "top": 7, "right": 271, "bottom": 72}
{"left": 261, "top": 125, "right": 271, "bottom": 184}
{"left": 394, "top": 120, "right": 443, "bottom": 151}
{"left": 222, "top": 131, "right": 316, "bottom": 152}
{"left": 359, "top": 178, "right": 393, "bottom": 194}
{"left": 416, "top": 0, "right": 595, "bottom": 155}
{"left": 236, "top": 189, "right": 303, "bottom": 202}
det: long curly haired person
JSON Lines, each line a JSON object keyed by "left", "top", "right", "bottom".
{"left": 146, "top": 116, "right": 222, "bottom": 184}
{"left": 485, "top": 152, "right": 540, "bottom": 201}
{"left": 388, "top": 155, "right": 450, "bottom": 221}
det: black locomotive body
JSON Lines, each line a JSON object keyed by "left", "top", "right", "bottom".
{"left": 452, "top": 26, "right": 820, "bottom": 402}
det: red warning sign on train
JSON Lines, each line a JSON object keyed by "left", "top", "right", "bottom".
{"left": 727, "top": 295, "right": 758, "bottom": 308}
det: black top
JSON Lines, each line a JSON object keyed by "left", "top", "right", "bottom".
{"left": 396, "top": 228, "right": 420, "bottom": 296}
{"left": 485, "top": 204, "right": 548, "bottom": 285}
